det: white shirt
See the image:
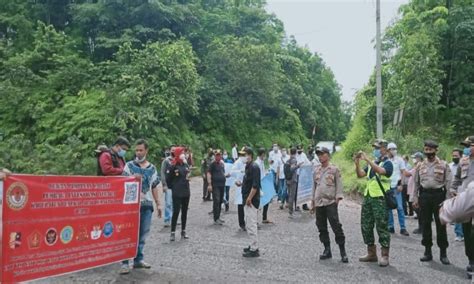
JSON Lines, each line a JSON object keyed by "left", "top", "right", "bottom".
{"left": 232, "top": 147, "right": 238, "bottom": 160}
{"left": 296, "top": 152, "right": 310, "bottom": 175}
{"left": 449, "top": 162, "right": 459, "bottom": 180}
{"left": 255, "top": 157, "right": 266, "bottom": 178}
{"left": 390, "top": 155, "right": 406, "bottom": 188}
{"left": 268, "top": 150, "right": 282, "bottom": 172}
{"left": 279, "top": 154, "right": 290, "bottom": 179}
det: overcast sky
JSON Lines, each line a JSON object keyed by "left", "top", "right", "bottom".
{"left": 266, "top": 0, "right": 408, "bottom": 102}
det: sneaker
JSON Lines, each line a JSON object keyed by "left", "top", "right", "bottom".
{"left": 302, "top": 204, "right": 309, "bottom": 211}
{"left": 243, "top": 249, "right": 260, "bottom": 258}
{"left": 262, "top": 219, "right": 273, "bottom": 224}
{"left": 170, "top": 232, "right": 176, "bottom": 242}
{"left": 164, "top": 221, "right": 170, "bottom": 228}
{"left": 400, "top": 229, "right": 410, "bottom": 236}
{"left": 239, "top": 226, "right": 247, "bottom": 232}
{"left": 455, "top": 236, "right": 464, "bottom": 242}
{"left": 133, "top": 261, "right": 151, "bottom": 269}
{"left": 413, "top": 228, "right": 421, "bottom": 234}
{"left": 218, "top": 218, "right": 226, "bottom": 223}
{"left": 181, "top": 231, "right": 189, "bottom": 239}
{"left": 225, "top": 204, "right": 229, "bottom": 212}
{"left": 214, "top": 220, "right": 223, "bottom": 226}
{"left": 389, "top": 227, "right": 395, "bottom": 234}
{"left": 279, "top": 204, "right": 284, "bottom": 210}
{"left": 243, "top": 246, "right": 251, "bottom": 253}
{"left": 119, "top": 264, "right": 130, "bottom": 275}
{"left": 295, "top": 206, "right": 301, "bottom": 212}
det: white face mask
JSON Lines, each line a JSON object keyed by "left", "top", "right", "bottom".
{"left": 239, "top": 156, "right": 246, "bottom": 163}
{"left": 391, "top": 149, "right": 398, "bottom": 156}
{"left": 273, "top": 147, "right": 278, "bottom": 152}
{"left": 135, "top": 155, "right": 146, "bottom": 163}
{"left": 282, "top": 151, "right": 287, "bottom": 156}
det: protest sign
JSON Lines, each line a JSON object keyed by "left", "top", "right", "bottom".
{"left": 260, "top": 172, "right": 276, "bottom": 208}
{"left": 297, "top": 166, "right": 313, "bottom": 206}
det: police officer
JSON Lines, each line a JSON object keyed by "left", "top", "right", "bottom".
{"left": 311, "top": 147, "right": 348, "bottom": 263}
{"left": 450, "top": 136, "right": 474, "bottom": 276}
{"left": 413, "top": 140, "right": 451, "bottom": 265}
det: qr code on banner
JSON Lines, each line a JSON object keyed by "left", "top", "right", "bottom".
{"left": 123, "top": 182, "right": 139, "bottom": 204}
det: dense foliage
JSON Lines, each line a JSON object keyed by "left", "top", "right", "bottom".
{"left": 0, "top": 0, "right": 350, "bottom": 174}
{"left": 343, "top": 0, "right": 474, "bottom": 159}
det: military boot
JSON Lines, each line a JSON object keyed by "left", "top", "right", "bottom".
{"left": 359, "top": 245, "right": 378, "bottom": 262}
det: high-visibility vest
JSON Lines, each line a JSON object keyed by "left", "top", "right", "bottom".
{"left": 365, "top": 163, "right": 391, "bottom": 197}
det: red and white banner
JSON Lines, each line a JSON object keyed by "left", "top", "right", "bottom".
{"left": 1, "top": 174, "right": 140, "bottom": 283}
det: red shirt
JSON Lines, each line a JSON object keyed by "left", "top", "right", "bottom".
{"left": 99, "top": 151, "right": 125, "bottom": 176}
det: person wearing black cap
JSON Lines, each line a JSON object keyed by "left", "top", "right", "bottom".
{"left": 207, "top": 150, "right": 227, "bottom": 225}
{"left": 413, "top": 140, "right": 452, "bottom": 265}
{"left": 355, "top": 139, "right": 393, "bottom": 267}
{"left": 311, "top": 147, "right": 348, "bottom": 263}
{"left": 236, "top": 147, "right": 261, "bottom": 257}
{"left": 450, "top": 136, "right": 474, "bottom": 275}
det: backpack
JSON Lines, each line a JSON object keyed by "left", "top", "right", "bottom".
{"left": 95, "top": 146, "right": 122, "bottom": 176}
{"left": 284, "top": 161, "right": 293, "bottom": 180}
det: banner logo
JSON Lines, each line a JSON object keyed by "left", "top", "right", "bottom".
{"left": 60, "top": 226, "right": 74, "bottom": 244}
{"left": 6, "top": 182, "right": 28, "bottom": 210}
{"left": 45, "top": 228, "right": 58, "bottom": 246}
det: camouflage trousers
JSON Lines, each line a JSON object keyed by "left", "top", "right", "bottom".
{"left": 361, "top": 196, "right": 390, "bottom": 248}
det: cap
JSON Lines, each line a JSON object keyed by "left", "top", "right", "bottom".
{"left": 316, "top": 147, "right": 330, "bottom": 155}
{"left": 411, "top": 152, "right": 423, "bottom": 159}
{"left": 296, "top": 145, "right": 303, "bottom": 151}
{"left": 387, "top": 142, "right": 397, "bottom": 150}
{"left": 238, "top": 147, "right": 247, "bottom": 155}
{"left": 214, "top": 149, "right": 222, "bottom": 155}
{"left": 460, "top": 136, "right": 474, "bottom": 147}
{"left": 372, "top": 139, "right": 388, "bottom": 148}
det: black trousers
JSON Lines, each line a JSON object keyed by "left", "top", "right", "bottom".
{"left": 171, "top": 196, "right": 190, "bottom": 232}
{"left": 402, "top": 185, "right": 413, "bottom": 215}
{"left": 263, "top": 204, "right": 269, "bottom": 221}
{"left": 463, "top": 221, "right": 474, "bottom": 262}
{"left": 420, "top": 190, "right": 448, "bottom": 249}
{"left": 212, "top": 185, "right": 224, "bottom": 221}
{"left": 315, "top": 203, "right": 345, "bottom": 245}
{"left": 238, "top": 204, "right": 245, "bottom": 228}
{"left": 202, "top": 177, "right": 209, "bottom": 199}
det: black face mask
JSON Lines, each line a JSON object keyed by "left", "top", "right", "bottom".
{"left": 297, "top": 151, "right": 303, "bottom": 154}
{"left": 424, "top": 152, "right": 436, "bottom": 159}
{"left": 452, "top": 158, "right": 460, "bottom": 164}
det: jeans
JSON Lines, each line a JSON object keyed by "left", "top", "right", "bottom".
{"left": 123, "top": 204, "right": 153, "bottom": 265}
{"left": 455, "top": 223, "right": 464, "bottom": 238}
{"left": 278, "top": 179, "right": 287, "bottom": 203}
{"left": 212, "top": 185, "right": 224, "bottom": 221}
{"left": 172, "top": 196, "right": 190, "bottom": 232}
{"left": 164, "top": 188, "right": 173, "bottom": 223}
{"left": 224, "top": 186, "right": 230, "bottom": 204}
{"left": 388, "top": 188, "right": 406, "bottom": 230}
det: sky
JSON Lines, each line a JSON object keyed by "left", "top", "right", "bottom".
{"left": 266, "top": 0, "right": 409, "bottom": 102}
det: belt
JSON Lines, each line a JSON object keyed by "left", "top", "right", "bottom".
{"left": 420, "top": 187, "right": 444, "bottom": 193}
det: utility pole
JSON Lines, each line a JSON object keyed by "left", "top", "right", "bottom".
{"left": 375, "top": 0, "right": 383, "bottom": 139}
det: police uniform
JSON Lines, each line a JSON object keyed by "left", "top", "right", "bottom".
{"left": 450, "top": 136, "right": 474, "bottom": 273}
{"left": 312, "top": 147, "right": 347, "bottom": 263}
{"left": 413, "top": 140, "right": 451, "bottom": 264}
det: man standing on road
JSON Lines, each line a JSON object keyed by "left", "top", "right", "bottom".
{"left": 237, "top": 147, "right": 261, "bottom": 257}
{"left": 232, "top": 148, "right": 247, "bottom": 231}
{"left": 355, "top": 139, "right": 393, "bottom": 267}
{"left": 386, "top": 143, "right": 409, "bottom": 236}
{"left": 120, "top": 139, "right": 162, "bottom": 275}
{"left": 256, "top": 148, "right": 272, "bottom": 224}
{"left": 450, "top": 136, "right": 474, "bottom": 275}
{"left": 311, "top": 147, "right": 348, "bottom": 263}
{"left": 207, "top": 150, "right": 227, "bottom": 225}
{"left": 161, "top": 147, "right": 174, "bottom": 228}
{"left": 201, "top": 149, "right": 214, "bottom": 201}
{"left": 287, "top": 148, "right": 302, "bottom": 219}
{"left": 278, "top": 148, "right": 290, "bottom": 209}
{"left": 413, "top": 140, "right": 451, "bottom": 265}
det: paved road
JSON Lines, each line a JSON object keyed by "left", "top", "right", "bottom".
{"left": 37, "top": 178, "right": 471, "bottom": 283}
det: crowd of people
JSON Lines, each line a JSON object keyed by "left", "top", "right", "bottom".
{"left": 0, "top": 135, "right": 473, "bottom": 279}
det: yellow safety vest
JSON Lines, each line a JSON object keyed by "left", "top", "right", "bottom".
{"left": 365, "top": 162, "right": 391, "bottom": 198}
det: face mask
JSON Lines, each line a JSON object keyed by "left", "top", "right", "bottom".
{"left": 412, "top": 159, "right": 417, "bottom": 164}
{"left": 223, "top": 155, "right": 228, "bottom": 160}
{"left": 424, "top": 152, "right": 435, "bottom": 159}
{"left": 135, "top": 155, "right": 146, "bottom": 163}
{"left": 464, "top": 147, "right": 471, "bottom": 157}
{"left": 373, "top": 149, "right": 381, "bottom": 159}
{"left": 273, "top": 147, "right": 278, "bottom": 152}
{"left": 239, "top": 156, "right": 246, "bottom": 163}
{"left": 452, "top": 157, "right": 460, "bottom": 164}
{"left": 297, "top": 151, "right": 302, "bottom": 155}
{"left": 282, "top": 151, "right": 287, "bottom": 156}
{"left": 118, "top": 149, "right": 126, "bottom": 157}
{"left": 390, "top": 149, "right": 398, "bottom": 156}
{"left": 180, "top": 154, "right": 187, "bottom": 163}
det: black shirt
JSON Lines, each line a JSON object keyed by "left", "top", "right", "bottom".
{"left": 241, "top": 161, "right": 261, "bottom": 208}
{"left": 208, "top": 160, "right": 226, "bottom": 187}
{"left": 166, "top": 164, "right": 191, "bottom": 198}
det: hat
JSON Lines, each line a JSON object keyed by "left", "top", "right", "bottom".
{"left": 424, "top": 140, "right": 439, "bottom": 149}
{"left": 316, "top": 147, "right": 330, "bottom": 155}
{"left": 238, "top": 147, "right": 247, "bottom": 156}
{"left": 411, "top": 152, "right": 423, "bottom": 159}
{"left": 460, "top": 136, "right": 474, "bottom": 147}
{"left": 372, "top": 139, "right": 388, "bottom": 148}
{"left": 214, "top": 149, "right": 222, "bottom": 155}
{"left": 296, "top": 145, "right": 303, "bottom": 151}
{"left": 387, "top": 142, "right": 397, "bottom": 150}
{"left": 94, "top": 144, "right": 108, "bottom": 153}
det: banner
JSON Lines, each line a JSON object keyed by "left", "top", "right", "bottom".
{"left": 260, "top": 172, "right": 276, "bottom": 209}
{"left": 297, "top": 166, "right": 313, "bottom": 206}
{"left": 1, "top": 174, "right": 140, "bottom": 283}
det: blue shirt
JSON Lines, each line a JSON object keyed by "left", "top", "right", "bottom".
{"left": 123, "top": 161, "right": 160, "bottom": 203}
